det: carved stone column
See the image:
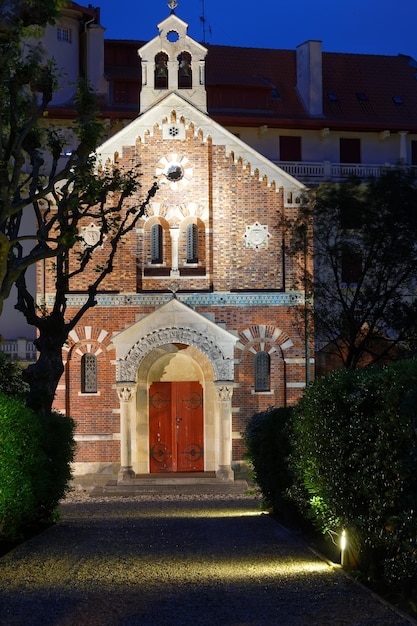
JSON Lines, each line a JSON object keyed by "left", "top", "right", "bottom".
{"left": 215, "top": 383, "right": 234, "bottom": 481}
{"left": 170, "top": 227, "right": 180, "bottom": 277}
{"left": 117, "top": 384, "right": 136, "bottom": 481}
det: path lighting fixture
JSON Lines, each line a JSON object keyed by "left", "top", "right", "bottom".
{"left": 340, "top": 529, "right": 347, "bottom": 566}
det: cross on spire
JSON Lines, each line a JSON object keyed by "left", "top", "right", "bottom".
{"left": 168, "top": 0, "right": 178, "bottom": 12}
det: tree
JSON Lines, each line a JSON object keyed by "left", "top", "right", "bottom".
{"left": 0, "top": 1, "right": 158, "bottom": 414}
{"left": 0, "top": 0, "right": 69, "bottom": 317}
{"left": 291, "top": 169, "right": 417, "bottom": 370}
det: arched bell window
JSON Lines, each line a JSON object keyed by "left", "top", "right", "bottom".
{"left": 154, "top": 52, "right": 168, "bottom": 89}
{"left": 254, "top": 351, "right": 270, "bottom": 392}
{"left": 186, "top": 223, "right": 198, "bottom": 263}
{"left": 81, "top": 353, "right": 97, "bottom": 394}
{"left": 151, "top": 223, "right": 163, "bottom": 264}
{"left": 178, "top": 51, "right": 192, "bottom": 89}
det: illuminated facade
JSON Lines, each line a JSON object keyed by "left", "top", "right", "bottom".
{"left": 44, "top": 7, "right": 311, "bottom": 481}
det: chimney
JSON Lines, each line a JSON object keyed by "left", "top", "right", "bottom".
{"left": 81, "top": 23, "right": 108, "bottom": 99}
{"left": 296, "top": 40, "right": 323, "bottom": 117}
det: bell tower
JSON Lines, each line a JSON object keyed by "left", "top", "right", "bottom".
{"left": 139, "top": 1, "right": 208, "bottom": 113}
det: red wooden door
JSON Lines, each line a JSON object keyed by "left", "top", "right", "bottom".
{"left": 149, "top": 382, "right": 204, "bottom": 473}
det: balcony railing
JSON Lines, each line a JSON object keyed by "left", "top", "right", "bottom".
{"left": 0, "top": 337, "right": 37, "bottom": 361}
{"left": 274, "top": 160, "right": 390, "bottom": 182}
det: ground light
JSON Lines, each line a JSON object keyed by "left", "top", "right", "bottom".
{"left": 341, "top": 529, "right": 347, "bottom": 566}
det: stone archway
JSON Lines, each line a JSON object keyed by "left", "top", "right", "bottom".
{"left": 112, "top": 299, "right": 237, "bottom": 481}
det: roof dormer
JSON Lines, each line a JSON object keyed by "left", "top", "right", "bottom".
{"left": 138, "top": 3, "right": 208, "bottom": 114}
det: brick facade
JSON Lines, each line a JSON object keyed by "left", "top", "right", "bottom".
{"left": 45, "top": 11, "right": 312, "bottom": 481}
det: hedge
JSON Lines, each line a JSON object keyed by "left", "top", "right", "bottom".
{"left": 0, "top": 393, "right": 75, "bottom": 541}
{"left": 289, "top": 360, "right": 417, "bottom": 594}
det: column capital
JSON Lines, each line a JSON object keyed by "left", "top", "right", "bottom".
{"left": 116, "top": 385, "right": 135, "bottom": 402}
{"left": 215, "top": 382, "right": 234, "bottom": 402}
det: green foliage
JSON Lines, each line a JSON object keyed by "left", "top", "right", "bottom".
{"left": 292, "top": 168, "right": 417, "bottom": 368}
{"left": 244, "top": 407, "right": 295, "bottom": 518}
{"left": 0, "top": 394, "right": 43, "bottom": 539}
{"left": 289, "top": 360, "right": 417, "bottom": 594}
{"left": 0, "top": 393, "right": 75, "bottom": 541}
{"left": 0, "top": 352, "right": 28, "bottom": 399}
{"left": 31, "top": 410, "right": 75, "bottom": 526}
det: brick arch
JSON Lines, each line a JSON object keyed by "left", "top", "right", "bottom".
{"left": 65, "top": 326, "right": 111, "bottom": 353}
{"left": 237, "top": 324, "right": 293, "bottom": 354}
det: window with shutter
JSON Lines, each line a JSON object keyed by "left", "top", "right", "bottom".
{"left": 151, "top": 223, "right": 163, "bottom": 264}
{"left": 186, "top": 223, "right": 198, "bottom": 263}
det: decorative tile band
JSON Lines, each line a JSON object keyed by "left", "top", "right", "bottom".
{"left": 43, "top": 291, "right": 304, "bottom": 308}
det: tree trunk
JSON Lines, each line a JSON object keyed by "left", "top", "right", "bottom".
{"left": 22, "top": 318, "right": 67, "bottom": 416}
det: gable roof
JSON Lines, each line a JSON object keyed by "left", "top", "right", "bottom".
{"left": 96, "top": 91, "right": 304, "bottom": 191}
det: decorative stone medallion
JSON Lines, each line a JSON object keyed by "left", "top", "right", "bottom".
{"left": 81, "top": 223, "right": 103, "bottom": 248}
{"left": 243, "top": 221, "right": 272, "bottom": 250}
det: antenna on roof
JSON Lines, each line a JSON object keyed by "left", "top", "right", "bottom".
{"left": 200, "top": 0, "right": 212, "bottom": 43}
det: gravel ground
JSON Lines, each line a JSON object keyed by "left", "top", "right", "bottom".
{"left": 0, "top": 491, "right": 415, "bottom": 626}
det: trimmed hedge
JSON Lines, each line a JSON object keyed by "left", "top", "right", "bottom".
{"left": 0, "top": 393, "right": 75, "bottom": 541}
{"left": 0, "top": 394, "right": 42, "bottom": 539}
{"left": 244, "top": 407, "right": 295, "bottom": 520}
{"left": 289, "top": 360, "right": 417, "bottom": 594}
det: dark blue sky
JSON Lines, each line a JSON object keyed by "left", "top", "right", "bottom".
{"left": 97, "top": 0, "right": 417, "bottom": 59}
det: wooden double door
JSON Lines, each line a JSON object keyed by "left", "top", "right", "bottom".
{"left": 149, "top": 381, "right": 204, "bottom": 473}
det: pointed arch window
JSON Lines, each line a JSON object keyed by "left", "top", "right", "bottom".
{"left": 178, "top": 51, "right": 192, "bottom": 89}
{"left": 151, "top": 223, "right": 163, "bottom": 264}
{"left": 186, "top": 223, "right": 198, "bottom": 263}
{"left": 81, "top": 353, "right": 97, "bottom": 394}
{"left": 155, "top": 52, "right": 168, "bottom": 89}
{"left": 254, "top": 351, "right": 270, "bottom": 392}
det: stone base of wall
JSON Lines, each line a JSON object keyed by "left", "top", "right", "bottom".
{"left": 70, "top": 462, "right": 120, "bottom": 491}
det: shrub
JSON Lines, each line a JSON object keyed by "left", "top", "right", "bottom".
{"left": 289, "top": 360, "right": 417, "bottom": 594}
{"left": 0, "top": 352, "right": 29, "bottom": 399}
{"left": 31, "top": 410, "right": 76, "bottom": 527}
{"left": 0, "top": 393, "right": 75, "bottom": 541}
{"left": 244, "top": 406, "right": 295, "bottom": 519}
{"left": 0, "top": 394, "right": 43, "bottom": 540}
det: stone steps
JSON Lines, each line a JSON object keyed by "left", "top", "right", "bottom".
{"left": 91, "top": 473, "right": 250, "bottom": 496}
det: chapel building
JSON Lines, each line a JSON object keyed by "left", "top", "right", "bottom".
{"left": 45, "top": 4, "right": 312, "bottom": 482}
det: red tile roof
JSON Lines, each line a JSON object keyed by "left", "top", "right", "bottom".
{"left": 102, "top": 40, "right": 417, "bottom": 131}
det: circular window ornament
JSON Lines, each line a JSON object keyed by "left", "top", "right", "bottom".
{"left": 166, "top": 164, "right": 184, "bottom": 181}
{"left": 156, "top": 154, "right": 193, "bottom": 190}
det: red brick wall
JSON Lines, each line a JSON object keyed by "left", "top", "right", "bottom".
{"left": 48, "top": 118, "right": 311, "bottom": 469}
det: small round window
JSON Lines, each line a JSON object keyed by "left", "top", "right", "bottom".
{"left": 166, "top": 164, "right": 184, "bottom": 181}
{"left": 167, "top": 30, "right": 179, "bottom": 42}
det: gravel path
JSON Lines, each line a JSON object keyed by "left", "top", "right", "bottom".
{"left": 0, "top": 492, "right": 415, "bottom": 626}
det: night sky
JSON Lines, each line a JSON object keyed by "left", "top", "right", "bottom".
{"left": 97, "top": 0, "right": 417, "bottom": 59}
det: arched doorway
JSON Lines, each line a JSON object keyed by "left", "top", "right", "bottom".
{"left": 112, "top": 298, "right": 237, "bottom": 480}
